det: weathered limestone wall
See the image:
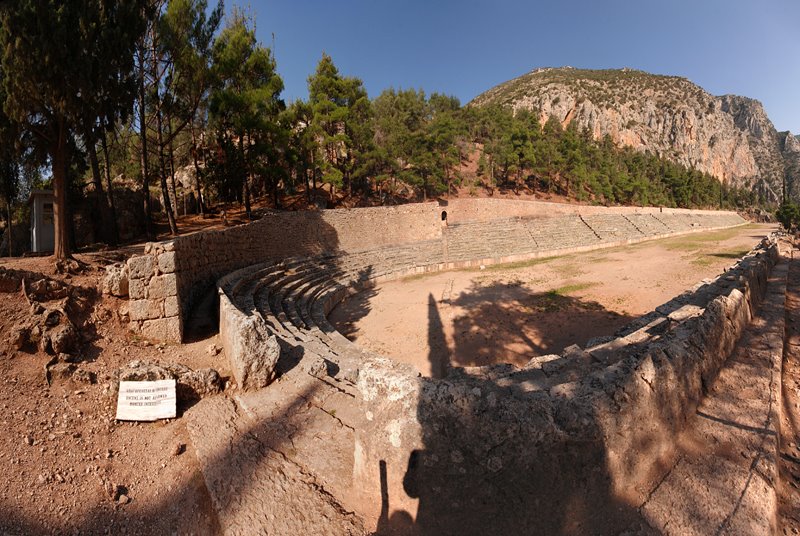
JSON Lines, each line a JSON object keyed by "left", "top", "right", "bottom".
{"left": 128, "top": 202, "right": 441, "bottom": 342}
{"left": 443, "top": 197, "right": 740, "bottom": 224}
{"left": 352, "top": 240, "right": 779, "bottom": 531}
{"left": 128, "top": 199, "right": 747, "bottom": 342}
{"left": 127, "top": 241, "right": 182, "bottom": 342}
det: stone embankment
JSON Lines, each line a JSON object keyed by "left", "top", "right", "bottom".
{"left": 125, "top": 198, "right": 745, "bottom": 344}
{"left": 353, "top": 237, "right": 781, "bottom": 533}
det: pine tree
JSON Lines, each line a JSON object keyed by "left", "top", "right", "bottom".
{"left": 160, "top": 0, "right": 223, "bottom": 218}
{"left": 307, "top": 53, "right": 370, "bottom": 202}
{"left": 0, "top": 76, "right": 21, "bottom": 256}
{"left": 0, "top": 1, "right": 147, "bottom": 260}
{"left": 209, "top": 8, "right": 285, "bottom": 216}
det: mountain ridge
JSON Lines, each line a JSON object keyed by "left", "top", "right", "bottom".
{"left": 470, "top": 67, "right": 798, "bottom": 203}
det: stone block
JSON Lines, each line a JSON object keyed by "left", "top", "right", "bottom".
{"left": 129, "top": 299, "right": 164, "bottom": 321}
{"left": 111, "top": 359, "right": 220, "bottom": 401}
{"left": 141, "top": 316, "right": 182, "bottom": 343}
{"left": 102, "top": 263, "right": 129, "bottom": 297}
{"left": 225, "top": 312, "right": 280, "bottom": 390}
{"left": 148, "top": 273, "right": 178, "bottom": 299}
{"left": 164, "top": 296, "right": 180, "bottom": 317}
{"left": 128, "top": 255, "right": 155, "bottom": 280}
{"left": 158, "top": 251, "right": 177, "bottom": 274}
{"left": 129, "top": 277, "right": 146, "bottom": 300}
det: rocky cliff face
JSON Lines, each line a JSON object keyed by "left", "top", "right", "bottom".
{"left": 780, "top": 131, "right": 800, "bottom": 200}
{"left": 471, "top": 67, "right": 798, "bottom": 203}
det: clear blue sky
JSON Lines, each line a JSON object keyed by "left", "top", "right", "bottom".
{"left": 230, "top": 0, "right": 800, "bottom": 133}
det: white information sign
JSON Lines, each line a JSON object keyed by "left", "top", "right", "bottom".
{"left": 115, "top": 379, "right": 177, "bottom": 421}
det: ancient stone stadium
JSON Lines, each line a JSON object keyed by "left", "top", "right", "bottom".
{"left": 116, "top": 198, "right": 789, "bottom": 535}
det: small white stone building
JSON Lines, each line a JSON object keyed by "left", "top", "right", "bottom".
{"left": 29, "top": 189, "right": 54, "bottom": 253}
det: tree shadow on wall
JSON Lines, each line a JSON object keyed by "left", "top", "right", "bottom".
{"left": 439, "top": 279, "right": 636, "bottom": 369}
{"left": 181, "top": 208, "right": 343, "bottom": 343}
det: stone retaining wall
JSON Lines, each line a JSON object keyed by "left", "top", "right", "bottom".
{"left": 127, "top": 202, "right": 441, "bottom": 342}
{"left": 127, "top": 199, "right": 747, "bottom": 342}
{"left": 442, "top": 197, "right": 740, "bottom": 224}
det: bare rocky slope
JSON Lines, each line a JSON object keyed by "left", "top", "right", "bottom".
{"left": 471, "top": 67, "right": 800, "bottom": 203}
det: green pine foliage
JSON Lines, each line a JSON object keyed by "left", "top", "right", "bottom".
{"left": 0, "top": 0, "right": 148, "bottom": 257}
{"left": 208, "top": 8, "right": 285, "bottom": 215}
{"left": 0, "top": 3, "right": 764, "bottom": 253}
{"left": 776, "top": 201, "right": 800, "bottom": 230}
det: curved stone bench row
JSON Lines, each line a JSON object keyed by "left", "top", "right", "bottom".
{"left": 218, "top": 239, "right": 449, "bottom": 388}
{"left": 208, "top": 233, "right": 781, "bottom": 533}
{"left": 220, "top": 217, "right": 759, "bottom": 395}
{"left": 442, "top": 212, "right": 745, "bottom": 263}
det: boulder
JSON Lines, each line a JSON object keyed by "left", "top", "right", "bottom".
{"left": 9, "top": 326, "right": 29, "bottom": 350}
{"left": 112, "top": 360, "right": 222, "bottom": 403}
{"left": 227, "top": 314, "right": 281, "bottom": 390}
{"left": 72, "top": 368, "right": 97, "bottom": 384}
{"left": 102, "top": 263, "right": 129, "bottom": 297}
{"left": 0, "top": 269, "right": 21, "bottom": 293}
{"left": 48, "top": 363, "right": 77, "bottom": 382}
{"left": 26, "top": 278, "right": 69, "bottom": 300}
{"left": 178, "top": 368, "right": 223, "bottom": 399}
{"left": 36, "top": 310, "right": 78, "bottom": 355}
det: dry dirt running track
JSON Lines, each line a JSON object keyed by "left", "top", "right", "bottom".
{"left": 331, "top": 223, "right": 778, "bottom": 377}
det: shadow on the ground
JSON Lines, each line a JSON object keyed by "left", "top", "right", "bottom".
{"left": 374, "top": 293, "right": 657, "bottom": 536}
{"left": 329, "top": 280, "right": 380, "bottom": 340}
{"left": 443, "top": 280, "right": 636, "bottom": 369}
{"left": 708, "top": 250, "right": 750, "bottom": 260}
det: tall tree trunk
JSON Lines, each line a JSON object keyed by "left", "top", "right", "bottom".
{"left": 239, "top": 135, "right": 251, "bottom": 220}
{"left": 311, "top": 153, "right": 318, "bottom": 200}
{"left": 303, "top": 164, "right": 311, "bottom": 203}
{"left": 190, "top": 122, "right": 205, "bottom": 217}
{"left": 166, "top": 115, "right": 180, "bottom": 216}
{"left": 156, "top": 106, "right": 178, "bottom": 234}
{"left": 100, "top": 129, "right": 119, "bottom": 246}
{"left": 151, "top": 27, "right": 177, "bottom": 236}
{"left": 138, "top": 45, "right": 153, "bottom": 239}
{"left": 445, "top": 158, "right": 451, "bottom": 199}
{"left": 6, "top": 200, "right": 12, "bottom": 257}
{"left": 52, "top": 119, "right": 70, "bottom": 260}
{"left": 85, "top": 122, "right": 116, "bottom": 245}
{"left": 489, "top": 156, "right": 494, "bottom": 194}
{"left": 200, "top": 136, "right": 212, "bottom": 208}
{"left": 67, "top": 167, "right": 77, "bottom": 252}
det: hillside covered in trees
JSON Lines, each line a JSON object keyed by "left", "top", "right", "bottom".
{"left": 0, "top": 1, "right": 764, "bottom": 259}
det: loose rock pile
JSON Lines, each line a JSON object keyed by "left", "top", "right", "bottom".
{"left": 0, "top": 266, "right": 100, "bottom": 386}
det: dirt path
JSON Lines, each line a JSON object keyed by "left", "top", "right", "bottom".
{"left": 780, "top": 251, "right": 800, "bottom": 534}
{"left": 0, "top": 254, "right": 226, "bottom": 535}
{"left": 641, "top": 253, "right": 787, "bottom": 535}
{"left": 331, "top": 224, "right": 777, "bottom": 377}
